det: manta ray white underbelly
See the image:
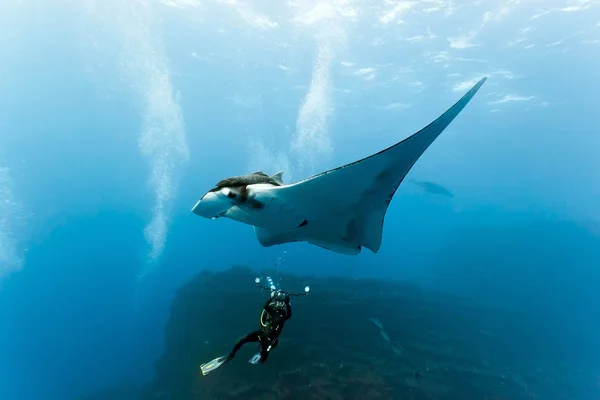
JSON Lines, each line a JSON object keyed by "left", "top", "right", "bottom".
{"left": 192, "top": 78, "right": 487, "bottom": 255}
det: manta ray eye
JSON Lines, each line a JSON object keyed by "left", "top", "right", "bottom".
{"left": 227, "top": 191, "right": 236, "bottom": 199}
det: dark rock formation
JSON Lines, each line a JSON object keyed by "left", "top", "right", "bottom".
{"left": 137, "top": 265, "right": 598, "bottom": 400}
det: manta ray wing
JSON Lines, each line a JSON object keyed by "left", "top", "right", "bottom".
{"left": 253, "top": 78, "right": 486, "bottom": 255}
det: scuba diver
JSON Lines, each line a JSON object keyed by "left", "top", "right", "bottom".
{"left": 200, "top": 277, "right": 309, "bottom": 376}
{"left": 227, "top": 288, "right": 291, "bottom": 363}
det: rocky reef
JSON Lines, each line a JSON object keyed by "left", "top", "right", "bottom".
{"left": 134, "top": 265, "right": 597, "bottom": 400}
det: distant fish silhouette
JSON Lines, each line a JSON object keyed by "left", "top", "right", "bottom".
{"left": 369, "top": 317, "right": 384, "bottom": 330}
{"left": 380, "top": 329, "right": 391, "bottom": 342}
{"left": 391, "top": 344, "right": 404, "bottom": 356}
{"left": 409, "top": 179, "right": 454, "bottom": 198}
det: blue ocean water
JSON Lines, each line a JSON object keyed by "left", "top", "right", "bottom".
{"left": 0, "top": 1, "right": 599, "bottom": 399}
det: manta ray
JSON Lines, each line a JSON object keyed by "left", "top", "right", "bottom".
{"left": 192, "top": 77, "right": 486, "bottom": 255}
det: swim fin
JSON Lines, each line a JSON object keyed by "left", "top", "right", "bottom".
{"left": 200, "top": 355, "right": 229, "bottom": 376}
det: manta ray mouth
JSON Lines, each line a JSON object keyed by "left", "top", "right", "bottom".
{"left": 212, "top": 211, "right": 228, "bottom": 219}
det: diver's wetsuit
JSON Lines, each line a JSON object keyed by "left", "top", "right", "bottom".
{"left": 227, "top": 293, "right": 292, "bottom": 363}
